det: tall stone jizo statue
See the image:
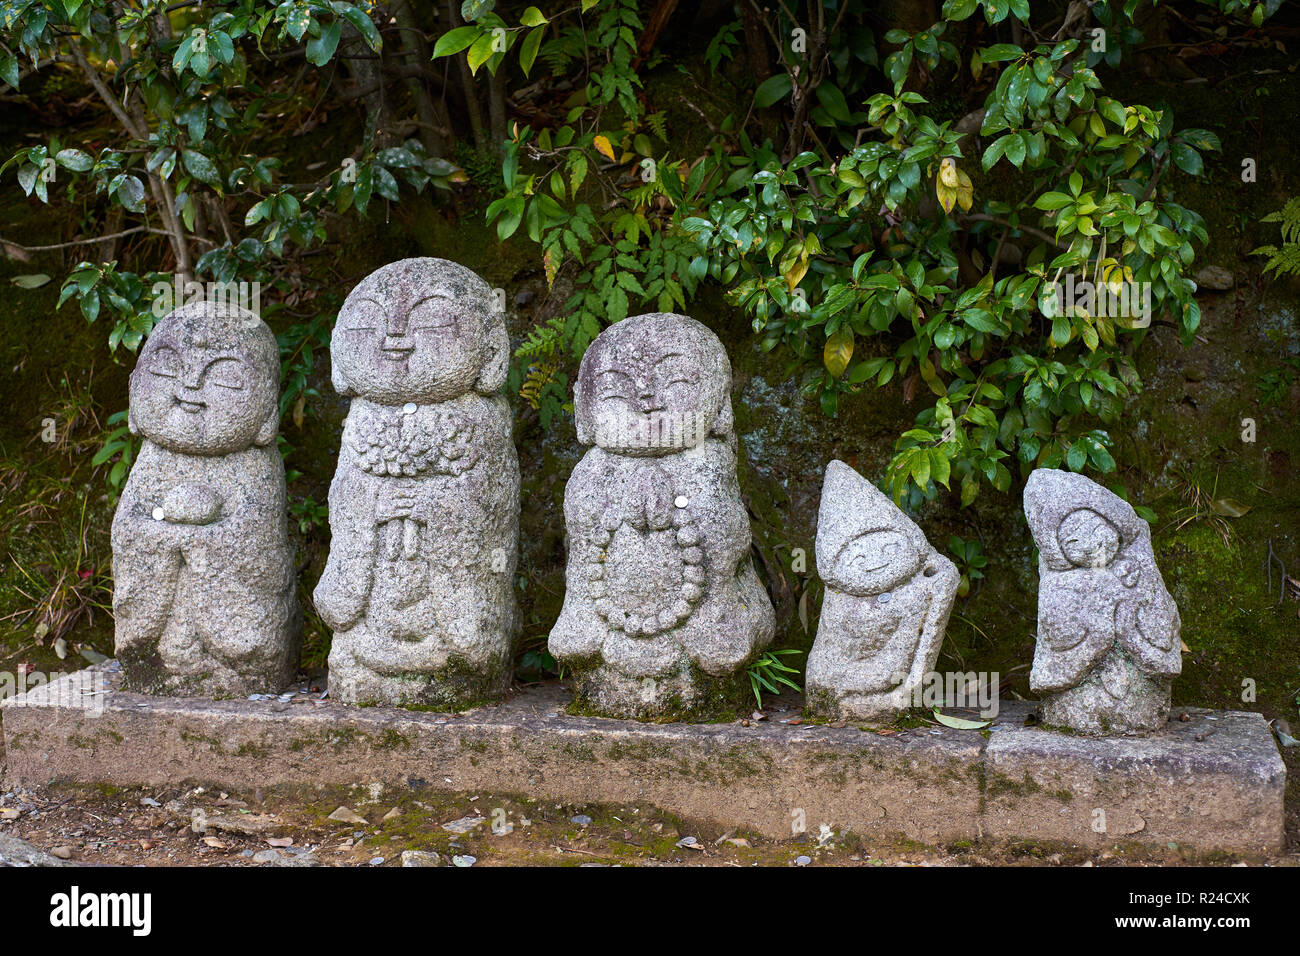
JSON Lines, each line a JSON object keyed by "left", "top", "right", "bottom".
{"left": 1025, "top": 469, "right": 1181, "bottom": 734}
{"left": 315, "top": 259, "right": 520, "bottom": 708}
{"left": 112, "top": 301, "right": 299, "bottom": 696}
{"left": 549, "top": 313, "right": 775, "bottom": 719}
{"left": 805, "top": 460, "right": 960, "bottom": 721}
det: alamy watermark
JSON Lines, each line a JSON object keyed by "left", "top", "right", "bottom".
{"left": 0, "top": 667, "right": 107, "bottom": 717}
{"left": 1040, "top": 272, "right": 1151, "bottom": 329}
{"left": 150, "top": 276, "right": 262, "bottom": 319}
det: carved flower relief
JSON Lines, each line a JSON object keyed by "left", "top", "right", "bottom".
{"left": 584, "top": 463, "right": 705, "bottom": 637}
{"left": 348, "top": 402, "right": 481, "bottom": 477}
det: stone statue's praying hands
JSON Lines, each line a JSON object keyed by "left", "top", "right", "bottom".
{"left": 314, "top": 258, "right": 520, "bottom": 708}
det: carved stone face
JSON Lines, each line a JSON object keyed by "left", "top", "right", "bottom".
{"left": 831, "top": 529, "right": 922, "bottom": 596}
{"left": 129, "top": 301, "right": 279, "bottom": 455}
{"left": 1057, "top": 508, "right": 1121, "bottom": 569}
{"left": 576, "top": 313, "right": 730, "bottom": 455}
{"left": 332, "top": 258, "right": 501, "bottom": 405}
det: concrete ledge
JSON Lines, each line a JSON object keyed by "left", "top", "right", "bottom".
{"left": 1, "top": 666, "right": 1285, "bottom": 853}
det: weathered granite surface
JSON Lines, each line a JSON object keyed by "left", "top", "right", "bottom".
{"left": 1024, "top": 469, "right": 1182, "bottom": 735}
{"left": 806, "top": 460, "right": 960, "bottom": 720}
{"left": 549, "top": 313, "right": 775, "bottom": 719}
{"left": 1, "top": 667, "right": 1285, "bottom": 854}
{"left": 112, "top": 300, "right": 299, "bottom": 697}
{"left": 315, "top": 258, "right": 520, "bottom": 709}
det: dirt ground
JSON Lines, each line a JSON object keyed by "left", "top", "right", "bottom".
{"left": 2, "top": 769, "right": 1297, "bottom": 868}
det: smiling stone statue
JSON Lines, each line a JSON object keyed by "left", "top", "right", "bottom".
{"left": 549, "top": 312, "right": 774, "bottom": 719}
{"left": 1024, "top": 468, "right": 1181, "bottom": 734}
{"left": 805, "top": 460, "right": 959, "bottom": 721}
{"left": 112, "top": 300, "right": 299, "bottom": 696}
{"left": 314, "top": 258, "right": 519, "bottom": 708}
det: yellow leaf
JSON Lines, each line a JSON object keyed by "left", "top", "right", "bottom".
{"left": 936, "top": 179, "right": 957, "bottom": 215}
{"left": 939, "top": 157, "right": 959, "bottom": 189}
{"left": 543, "top": 247, "right": 559, "bottom": 289}
{"left": 956, "top": 170, "right": 973, "bottom": 212}
{"left": 824, "top": 327, "right": 854, "bottom": 379}
{"left": 593, "top": 134, "right": 616, "bottom": 162}
{"left": 783, "top": 253, "right": 809, "bottom": 291}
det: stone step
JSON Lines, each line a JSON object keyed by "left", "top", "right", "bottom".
{"left": 0, "top": 665, "right": 1285, "bottom": 854}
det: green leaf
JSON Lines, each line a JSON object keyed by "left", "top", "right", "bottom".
{"left": 1034, "top": 191, "right": 1073, "bottom": 211}
{"left": 519, "top": 6, "right": 547, "bottom": 27}
{"left": 10, "top": 273, "right": 50, "bottom": 288}
{"left": 54, "top": 148, "right": 93, "bottom": 172}
{"left": 753, "top": 74, "right": 793, "bottom": 109}
{"left": 466, "top": 31, "right": 496, "bottom": 74}
{"left": 432, "top": 25, "right": 480, "bottom": 58}
{"left": 933, "top": 708, "right": 992, "bottom": 730}
{"left": 305, "top": 20, "right": 342, "bottom": 65}
{"left": 334, "top": 2, "right": 382, "bottom": 52}
{"left": 519, "top": 25, "right": 544, "bottom": 76}
{"left": 182, "top": 149, "right": 221, "bottom": 187}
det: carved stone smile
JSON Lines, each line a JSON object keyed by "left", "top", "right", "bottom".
{"left": 174, "top": 397, "right": 206, "bottom": 413}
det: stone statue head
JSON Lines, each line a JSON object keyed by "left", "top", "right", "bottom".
{"left": 1024, "top": 469, "right": 1149, "bottom": 573}
{"left": 128, "top": 299, "right": 280, "bottom": 455}
{"left": 574, "top": 313, "right": 733, "bottom": 455}
{"left": 1057, "top": 508, "right": 1121, "bottom": 569}
{"left": 815, "top": 460, "right": 929, "bottom": 597}
{"left": 331, "top": 258, "right": 509, "bottom": 405}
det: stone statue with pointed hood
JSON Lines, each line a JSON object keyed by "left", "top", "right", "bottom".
{"left": 1025, "top": 468, "right": 1181, "bottom": 734}
{"left": 314, "top": 258, "right": 520, "bottom": 708}
{"left": 112, "top": 299, "right": 300, "bottom": 696}
{"left": 549, "top": 313, "right": 774, "bottom": 719}
{"left": 805, "top": 460, "right": 960, "bottom": 721}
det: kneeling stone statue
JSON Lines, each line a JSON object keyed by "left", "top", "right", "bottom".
{"left": 315, "top": 258, "right": 520, "bottom": 708}
{"left": 1024, "top": 468, "right": 1181, "bottom": 734}
{"left": 549, "top": 313, "right": 774, "bottom": 719}
{"left": 112, "top": 300, "right": 299, "bottom": 696}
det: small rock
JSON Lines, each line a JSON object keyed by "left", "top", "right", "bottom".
{"left": 368, "top": 856, "right": 385, "bottom": 866}
{"left": 795, "top": 855, "right": 811, "bottom": 866}
{"left": 381, "top": 807, "right": 403, "bottom": 822}
{"left": 252, "top": 849, "right": 282, "bottom": 864}
{"left": 570, "top": 814, "right": 593, "bottom": 826}
{"left": 0, "top": 809, "right": 20, "bottom": 821}
{"left": 327, "top": 806, "right": 368, "bottom": 825}
{"left": 401, "top": 850, "right": 441, "bottom": 867}
{"left": 1194, "top": 265, "right": 1234, "bottom": 291}
{"left": 452, "top": 855, "right": 477, "bottom": 867}
{"left": 139, "top": 797, "right": 161, "bottom": 808}
{"left": 724, "top": 838, "right": 751, "bottom": 848}
{"left": 441, "top": 815, "right": 486, "bottom": 834}
{"left": 50, "top": 846, "right": 74, "bottom": 860}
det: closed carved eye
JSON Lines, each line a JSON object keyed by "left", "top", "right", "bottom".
{"left": 342, "top": 298, "right": 381, "bottom": 332}
{"left": 148, "top": 346, "right": 181, "bottom": 378}
{"left": 204, "top": 357, "right": 246, "bottom": 389}
{"left": 409, "top": 295, "right": 456, "bottom": 331}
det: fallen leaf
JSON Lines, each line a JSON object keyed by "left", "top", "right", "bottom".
{"left": 932, "top": 708, "right": 992, "bottom": 730}
{"left": 1210, "top": 498, "right": 1251, "bottom": 518}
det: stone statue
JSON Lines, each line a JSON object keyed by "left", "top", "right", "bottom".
{"left": 1024, "top": 468, "right": 1181, "bottom": 734}
{"left": 549, "top": 312, "right": 775, "bottom": 719}
{"left": 112, "top": 300, "right": 299, "bottom": 696}
{"left": 314, "top": 258, "right": 519, "bottom": 708}
{"left": 805, "top": 460, "right": 959, "bottom": 721}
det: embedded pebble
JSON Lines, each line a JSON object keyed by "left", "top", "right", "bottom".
{"left": 571, "top": 814, "right": 593, "bottom": 826}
